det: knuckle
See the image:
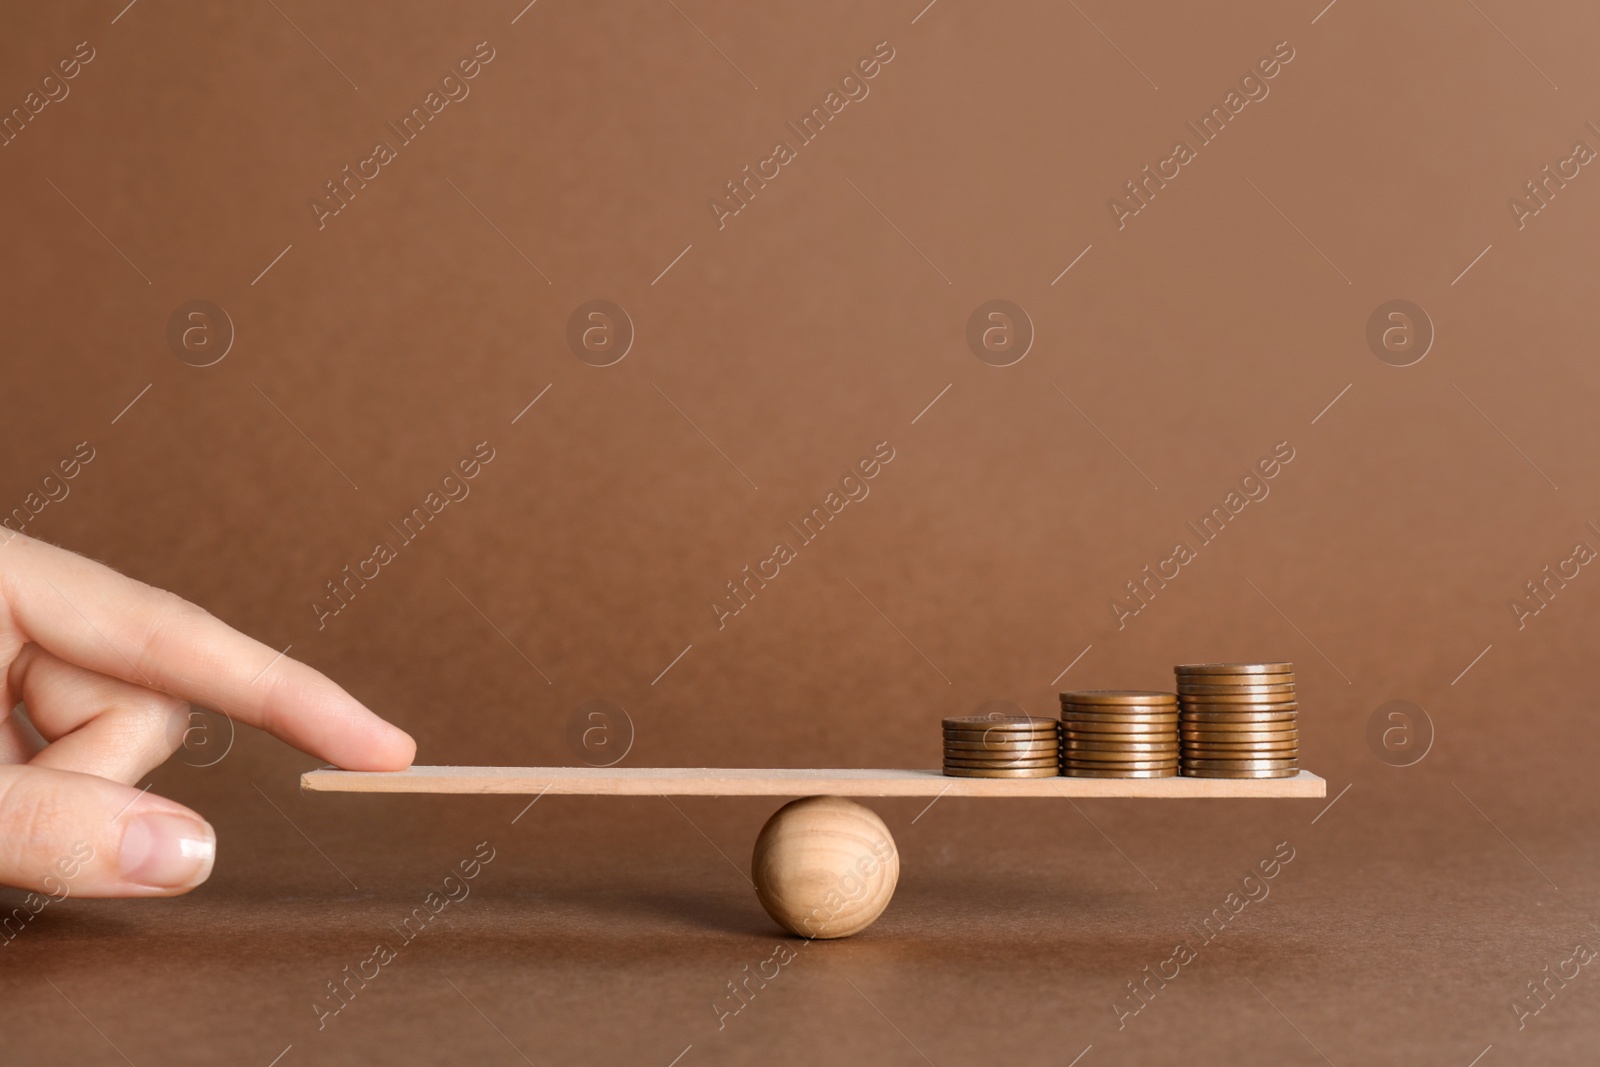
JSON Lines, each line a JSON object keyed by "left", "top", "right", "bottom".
{"left": 155, "top": 701, "right": 193, "bottom": 758}
{"left": 109, "top": 697, "right": 192, "bottom": 759}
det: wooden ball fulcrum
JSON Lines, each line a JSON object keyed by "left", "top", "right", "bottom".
{"left": 752, "top": 796, "right": 899, "bottom": 938}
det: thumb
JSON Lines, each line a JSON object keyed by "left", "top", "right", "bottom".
{"left": 0, "top": 765, "right": 215, "bottom": 897}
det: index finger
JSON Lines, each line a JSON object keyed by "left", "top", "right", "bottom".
{"left": 0, "top": 533, "right": 415, "bottom": 771}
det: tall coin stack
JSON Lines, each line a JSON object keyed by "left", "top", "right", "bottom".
{"left": 942, "top": 716, "right": 1060, "bottom": 778}
{"left": 1175, "top": 662, "right": 1299, "bottom": 778}
{"left": 1058, "top": 691, "right": 1179, "bottom": 778}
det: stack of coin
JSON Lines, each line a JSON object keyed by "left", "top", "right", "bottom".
{"left": 1175, "top": 663, "right": 1299, "bottom": 778}
{"left": 942, "top": 716, "right": 1060, "bottom": 778}
{"left": 1058, "top": 691, "right": 1179, "bottom": 778}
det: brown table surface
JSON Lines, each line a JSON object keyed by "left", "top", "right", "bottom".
{"left": 7, "top": 753, "right": 1599, "bottom": 1066}
{"left": 5, "top": 0, "right": 1600, "bottom": 1063}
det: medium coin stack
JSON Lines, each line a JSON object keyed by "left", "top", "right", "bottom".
{"left": 942, "top": 716, "right": 1060, "bottom": 778}
{"left": 1176, "top": 662, "right": 1299, "bottom": 778}
{"left": 1058, "top": 691, "right": 1179, "bottom": 778}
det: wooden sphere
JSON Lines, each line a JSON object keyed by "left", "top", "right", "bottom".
{"left": 752, "top": 796, "right": 899, "bottom": 939}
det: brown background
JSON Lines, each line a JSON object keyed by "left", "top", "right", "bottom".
{"left": 3, "top": 0, "right": 1600, "bottom": 1063}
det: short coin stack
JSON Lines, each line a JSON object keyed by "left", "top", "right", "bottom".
{"left": 1175, "top": 663, "right": 1299, "bottom": 778}
{"left": 942, "top": 716, "right": 1060, "bottom": 778}
{"left": 1058, "top": 691, "right": 1179, "bottom": 778}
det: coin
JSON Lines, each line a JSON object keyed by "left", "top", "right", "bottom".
{"left": 1061, "top": 703, "right": 1173, "bottom": 713}
{"left": 1176, "top": 673, "right": 1294, "bottom": 687}
{"left": 943, "top": 715, "right": 1056, "bottom": 729}
{"left": 1179, "top": 694, "right": 1299, "bottom": 707}
{"left": 943, "top": 755, "right": 1059, "bottom": 767}
{"left": 1059, "top": 690, "right": 1178, "bottom": 705}
{"left": 1062, "top": 727, "right": 1179, "bottom": 740}
{"left": 944, "top": 738, "right": 1055, "bottom": 749}
{"left": 1180, "top": 724, "right": 1297, "bottom": 735}
{"left": 1180, "top": 713, "right": 1299, "bottom": 724}
{"left": 943, "top": 741, "right": 1057, "bottom": 751}
{"left": 1176, "top": 669, "right": 1294, "bottom": 681}
{"left": 1062, "top": 767, "right": 1178, "bottom": 778}
{"left": 1180, "top": 726, "right": 1297, "bottom": 738}
{"left": 1183, "top": 740, "right": 1298, "bottom": 750}
{"left": 934, "top": 767, "right": 1062, "bottom": 777}
{"left": 943, "top": 750, "right": 1059, "bottom": 762}
{"left": 934, "top": 742, "right": 1062, "bottom": 758}
{"left": 942, "top": 765, "right": 1060, "bottom": 778}
{"left": 942, "top": 740, "right": 1059, "bottom": 750}
{"left": 1181, "top": 767, "right": 1300, "bottom": 779}
{"left": 1175, "top": 662, "right": 1293, "bottom": 676}
{"left": 1071, "top": 767, "right": 1181, "bottom": 775}
{"left": 1180, "top": 757, "right": 1299, "bottom": 770}
{"left": 1177, "top": 713, "right": 1299, "bottom": 723}
{"left": 1177, "top": 671, "right": 1292, "bottom": 683}
{"left": 1063, "top": 755, "right": 1181, "bottom": 766}
{"left": 1175, "top": 682, "right": 1296, "bottom": 696}
{"left": 1061, "top": 716, "right": 1178, "bottom": 728}
{"left": 1060, "top": 709, "right": 1180, "bottom": 722}
{"left": 1062, "top": 739, "right": 1179, "bottom": 753}
{"left": 1183, "top": 740, "right": 1296, "bottom": 751}
{"left": 1180, "top": 729, "right": 1298, "bottom": 742}
{"left": 1179, "top": 698, "right": 1297, "bottom": 709}
{"left": 1179, "top": 705, "right": 1298, "bottom": 715}
{"left": 1061, "top": 756, "right": 1181, "bottom": 768}
{"left": 943, "top": 732, "right": 1059, "bottom": 745}
{"left": 1062, "top": 712, "right": 1176, "bottom": 723}
{"left": 1062, "top": 712, "right": 1176, "bottom": 724}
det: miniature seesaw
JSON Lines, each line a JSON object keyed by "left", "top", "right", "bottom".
{"left": 302, "top": 766, "right": 1325, "bottom": 937}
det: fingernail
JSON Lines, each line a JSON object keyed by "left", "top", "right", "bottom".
{"left": 120, "top": 812, "right": 216, "bottom": 890}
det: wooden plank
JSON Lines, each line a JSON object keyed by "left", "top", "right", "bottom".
{"left": 301, "top": 766, "right": 1325, "bottom": 798}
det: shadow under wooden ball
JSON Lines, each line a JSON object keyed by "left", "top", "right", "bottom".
{"left": 752, "top": 796, "right": 899, "bottom": 938}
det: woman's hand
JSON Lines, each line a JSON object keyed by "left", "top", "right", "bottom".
{"left": 0, "top": 532, "right": 414, "bottom": 896}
